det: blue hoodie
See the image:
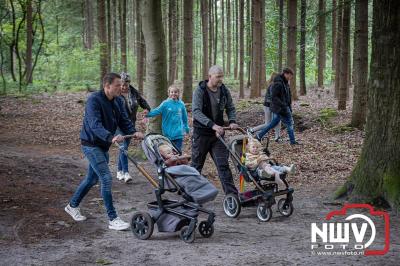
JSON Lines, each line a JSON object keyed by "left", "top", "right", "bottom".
{"left": 147, "top": 98, "right": 189, "bottom": 140}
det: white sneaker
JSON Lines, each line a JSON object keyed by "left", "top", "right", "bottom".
{"left": 109, "top": 217, "right": 130, "bottom": 231}
{"left": 124, "top": 172, "right": 132, "bottom": 183}
{"left": 65, "top": 204, "right": 87, "bottom": 221}
{"left": 116, "top": 171, "right": 124, "bottom": 181}
{"left": 287, "top": 164, "right": 295, "bottom": 175}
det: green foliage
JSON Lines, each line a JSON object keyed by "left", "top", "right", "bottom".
{"left": 318, "top": 108, "right": 338, "bottom": 123}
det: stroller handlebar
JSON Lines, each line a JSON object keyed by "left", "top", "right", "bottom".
{"left": 222, "top": 127, "right": 247, "bottom": 134}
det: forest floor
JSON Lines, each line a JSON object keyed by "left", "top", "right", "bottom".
{"left": 0, "top": 86, "right": 399, "bottom": 265}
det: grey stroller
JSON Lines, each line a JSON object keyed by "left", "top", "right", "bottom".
{"left": 118, "top": 133, "right": 218, "bottom": 243}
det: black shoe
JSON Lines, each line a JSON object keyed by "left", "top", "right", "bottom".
{"left": 290, "top": 141, "right": 302, "bottom": 146}
{"left": 275, "top": 137, "right": 284, "bottom": 143}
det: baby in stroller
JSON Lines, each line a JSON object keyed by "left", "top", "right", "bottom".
{"left": 158, "top": 144, "right": 190, "bottom": 167}
{"left": 245, "top": 138, "right": 295, "bottom": 189}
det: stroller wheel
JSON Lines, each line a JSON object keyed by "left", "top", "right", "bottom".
{"left": 198, "top": 221, "right": 214, "bottom": 238}
{"left": 180, "top": 226, "right": 196, "bottom": 243}
{"left": 131, "top": 212, "right": 154, "bottom": 240}
{"left": 223, "top": 194, "right": 241, "bottom": 218}
{"left": 256, "top": 202, "right": 272, "bottom": 222}
{"left": 277, "top": 198, "right": 294, "bottom": 217}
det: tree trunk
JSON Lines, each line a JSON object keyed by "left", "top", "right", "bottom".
{"left": 239, "top": 0, "right": 244, "bottom": 98}
{"left": 278, "top": 0, "right": 283, "bottom": 72}
{"left": 260, "top": 0, "right": 266, "bottom": 91}
{"left": 136, "top": 0, "right": 144, "bottom": 92}
{"left": 209, "top": 0, "right": 213, "bottom": 69}
{"left": 120, "top": 0, "right": 127, "bottom": 71}
{"left": 227, "top": 0, "right": 231, "bottom": 75}
{"left": 340, "top": 0, "right": 400, "bottom": 210}
{"left": 334, "top": 0, "right": 343, "bottom": 98}
{"left": 112, "top": 0, "right": 118, "bottom": 63}
{"left": 9, "top": 0, "right": 17, "bottom": 82}
{"left": 246, "top": 0, "right": 251, "bottom": 87}
{"left": 106, "top": 0, "right": 112, "bottom": 70}
{"left": 250, "top": 0, "right": 261, "bottom": 98}
{"left": 201, "top": 0, "right": 209, "bottom": 79}
{"left": 98, "top": 0, "right": 108, "bottom": 81}
{"left": 84, "top": 0, "right": 94, "bottom": 49}
{"left": 331, "top": 0, "right": 336, "bottom": 83}
{"left": 287, "top": 0, "right": 298, "bottom": 100}
{"left": 221, "top": 0, "right": 225, "bottom": 71}
{"left": 351, "top": 0, "right": 368, "bottom": 129}
{"left": 25, "top": 0, "right": 33, "bottom": 84}
{"left": 299, "top": 0, "right": 306, "bottom": 95}
{"left": 234, "top": 0, "right": 239, "bottom": 79}
{"left": 213, "top": 0, "right": 218, "bottom": 65}
{"left": 140, "top": 0, "right": 168, "bottom": 133}
{"left": 338, "top": 0, "right": 350, "bottom": 110}
{"left": 317, "top": 0, "right": 325, "bottom": 89}
{"left": 168, "top": 0, "right": 177, "bottom": 85}
{"left": 183, "top": 0, "right": 193, "bottom": 102}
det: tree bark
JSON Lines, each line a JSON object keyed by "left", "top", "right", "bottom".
{"left": 334, "top": 0, "right": 343, "bottom": 98}
{"left": 317, "top": 0, "right": 326, "bottom": 89}
{"left": 250, "top": 0, "right": 261, "bottom": 98}
{"left": 140, "top": 0, "right": 168, "bottom": 133}
{"left": 299, "top": 0, "right": 306, "bottom": 95}
{"left": 331, "top": 0, "right": 336, "bottom": 83}
{"left": 213, "top": 0, "right": 218, "bottom": 65}
{"left": 278, "top": 0, "right": 283, "bottom": 72}
{"left": 98, "top": 0, "right": 108, "bottom": 81}
{"left": 136, "top": 0, "right": 144, "bottom": 93}
{"left": 287, "top": 0, "right": 298, "bottom": 100}
{"left": 84, "top": 0, "right": 94, "bottom": 49}
{"left": 338, "top": 0, "right": 350, "bottom": 110}
{"left": 351, "top": 0, "right": 368, "bottom": 129}
{"left": 239, "top": 0, "right": 244, "bottom": 98}
{"left": 341, "top": 0, "right": 400, "bottom": 210}
{"left": 246, "top": 0, "right": 251, "bottom": 87}
{"left": 183, "top": 0, "right": 193, "bottom": 102}
{"left": 168, "top": 0, "right": 177, "bottom": 85}
{"left": 234, "top": 0, "right": 239, "bottom": 79}
{"left": 106, "top": 0, "right": 112, "bottom": 70}
{"left": 112, "top": 0, "right": 118, "bottom": 63}
{"left": 209, "top": 0, "right": 213, "bottom": 69}
{"left": 221, "top": 0, "right": 225, "bottom": 71}
{"left": 25, "top": 0, "right": 33, "bottom": 84}
{"left": 119, "top": 0, "right": 127, "bottom": 71}
{"left": 201, "top": 0, "right": 209, "bottom": 79}
{"left": 227, "top": 0, "right": 231, "bottom": 75}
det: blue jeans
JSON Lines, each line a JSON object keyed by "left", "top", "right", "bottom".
{"left": 257, "top": 107, "right": 296, "bottom": 144}
{"left": 69, "top": 146, "right": 117, "bottom": 221}
{"left": 117, "top": 138, "right": 131, "bottom": 173}
{"left": 171, "top": 138, "right": 183, "bottom": 152}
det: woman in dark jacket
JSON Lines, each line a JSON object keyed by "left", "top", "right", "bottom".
{"left": 251, "top": 72, "right": 282, "bottom": 142}
{"left": 116, "top": 72, "right": 151, "bottom": 182}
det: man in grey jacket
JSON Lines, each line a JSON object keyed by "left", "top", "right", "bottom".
{"left": 191, "top": 65, "right": 238, "bottom": 195}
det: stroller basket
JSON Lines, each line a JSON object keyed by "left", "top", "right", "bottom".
{"left": 148, "top": 200, "right": 198, "bottom": 232}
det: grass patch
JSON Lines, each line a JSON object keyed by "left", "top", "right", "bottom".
{"left": 96, "top": 259, "right": 113, "bottom": 265}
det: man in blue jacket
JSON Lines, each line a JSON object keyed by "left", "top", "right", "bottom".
{"left": 65, "top": 73, "right": 144, "bottom": 231}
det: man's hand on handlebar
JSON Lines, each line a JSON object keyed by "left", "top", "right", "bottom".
{"left": 133, "top": 132, "right": 144, "bottom": 139}
{"left": 212, "top": 124, "right": 225, "bottom": 136}
{"left": 229, "top": 123, "right": 239, "bottom": 129}
{"left": 112, "top": 134, "right": 125, "bottom": 143}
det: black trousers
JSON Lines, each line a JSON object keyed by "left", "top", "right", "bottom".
{"left": 191, "top": 131, "right": 238, "bottom": 195}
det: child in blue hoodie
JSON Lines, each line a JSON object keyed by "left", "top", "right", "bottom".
{"left": 146, "top": 85, "right": 190, "bottom": 152}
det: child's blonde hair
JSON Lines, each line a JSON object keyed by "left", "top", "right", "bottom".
{"left": 168, "top": 84, "right": 180, "bottom": 96}
{"left": 247, "top": 138, "right": 262, "bottom": 150}
{"left": 159, "top": 144, "right": 172, "bottom": 154}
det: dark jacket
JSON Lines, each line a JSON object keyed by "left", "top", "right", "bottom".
{"left": 192, "top": 80, "right": 236, "bottom": 135}
{"left": 120, "top": 85, "right": 151, "bottom": 126}
{"left": 263, "top": 83, "right": 274, "bottom": 107}
{"left": 80, "top": 90, "right": 135, "bottom": 151}
{"left": 270, "top": 74, "right": 292, "bottom": 115}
